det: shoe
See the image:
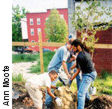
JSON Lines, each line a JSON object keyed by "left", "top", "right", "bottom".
{"left": 85, "top": 99, "right": 91, "bottom": 108}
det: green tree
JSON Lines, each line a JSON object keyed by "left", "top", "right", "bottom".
{"left": 12, "top": 5, "right": 28, "bottom": 41}
{"left": 72, "top": 0, "right": 112, "bottom": 55}
{"left": 45, "top": 9, "right": 68, "bottom": 42}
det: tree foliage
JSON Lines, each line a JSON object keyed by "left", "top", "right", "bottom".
{"left": 45, "top": 9, "right": 68, "bottom": 42}
{"left": 12, "top": 5, "right": 28, "bottom": 41}
{"left": 72, "top": 0, "right": 112, "bottom": 53}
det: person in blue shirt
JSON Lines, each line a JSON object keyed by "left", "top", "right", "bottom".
{"left": 48, "top": 41, "right": 72, "bottom": 82}
{"left": 45, "top": 41, "right": 72, "bottom": 108}
{"left": 66, "top": 34, "right": 76, "bottom": 73}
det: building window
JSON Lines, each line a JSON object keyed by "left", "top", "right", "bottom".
{"left": 31, "top": 40, "right": 35, "bottom": 47}
{"left": 37, "top": 18, "right": 41, "bottom": 25}
{"left": 30, "top": 18, "right": 34, "bottom": 25}
{"left": 30, "top": 28, "right": 34, "bottom": 36}
{"left": 31, "top": 40, "right": 35, "bottom": 42}
{"left": 46, "top": 17, "right": 48, "bottom": 21}
{"left": 37, "top": 28, "right": 41, "bottom": 35}
{"left": 60, "top": 14, "right": 64, "bottom": 19}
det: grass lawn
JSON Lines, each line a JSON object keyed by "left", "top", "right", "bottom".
{"left": 12, "top": 52, "right": 55, "bottom": 73}
{"left": 94, "top": 71, "right": 112, "bottom": 96}
{"left": 29, "top": 52, "right": 55, "bottom": 73}
{"left": 12, "top": 53, "right": 39, "bottom": 63}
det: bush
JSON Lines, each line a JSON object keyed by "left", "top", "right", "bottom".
{"left": 100, "top": 70, "right": 111, "bottom": 79}
{"left": 12, "top": 73, "right": 25, "bottom": 82}
{"left": 94, "top": 71, "right": 112, "bottom": 95}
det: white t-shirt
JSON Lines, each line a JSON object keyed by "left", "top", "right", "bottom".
{"left": 27, "top": 73, "right": 51, "bottom": 89}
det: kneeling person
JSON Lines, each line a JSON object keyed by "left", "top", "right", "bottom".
{"left": 25, "top": 70, "right": 62, "bottom": 109}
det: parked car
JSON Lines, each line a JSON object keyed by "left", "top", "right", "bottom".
{"left": 13, "top": 46, "right": 24, "bottom": 53}
{"left": 13, "top": 46, "right": 33, "bottom": 53}
{"left": 24, "top": 47, "right": 33, "bottom": 53}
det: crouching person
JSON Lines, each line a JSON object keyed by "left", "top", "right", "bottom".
{"left": 25, "top": 70, "right": 62, "bottom": 109}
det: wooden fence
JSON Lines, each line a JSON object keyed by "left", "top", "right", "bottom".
{"left": 12, "top": 33, "right": 112, "bottom": 73}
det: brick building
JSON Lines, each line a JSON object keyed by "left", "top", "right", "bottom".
{"left": 93, "top": 28, "right": 112, "bottom": 73}
{"left": 77, "top": 27, "right": 112, "bottom": 73}
{"left": 26, "top": 8, "right": 68, "bottom": 51}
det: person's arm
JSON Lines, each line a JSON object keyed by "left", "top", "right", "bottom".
{"left": 71, "top": 63, "right": 76, "bottom": 70}
{"left": 62, "top": 61, "right": 71, "bottom": 79}
{"left": 71, "top": 68, "right": 80, "bottom": 81}
{"left": 51, "top": 85, "right": 57, "bottom": 89}
{"left": 47, "top": 87, "right": 56, "bottom": 99}
{"left": 67, "top": 57, "right": 76, "bottom": 63}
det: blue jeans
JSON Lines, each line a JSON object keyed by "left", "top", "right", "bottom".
{"left": 45, "top": 80, "right": 57, "bottom": 106}
{"left": 45, "top": 89, "right": 54, "bottom": 106}
{"left": 75, "top": 70, "right": 90, "bottom": 101}
{"left": 77, "top": 71, "right": 97, "bottom": 109}
{"left": 67, "top": 62, "right": 73, "bottom": 72}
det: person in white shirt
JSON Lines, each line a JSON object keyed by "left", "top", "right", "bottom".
{"left": 25, "top": 70, "right": 62, "bottom": 109}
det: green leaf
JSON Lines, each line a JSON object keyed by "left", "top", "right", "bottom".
{"left": 45, "top": 9, "right": 68, "bottom": 42}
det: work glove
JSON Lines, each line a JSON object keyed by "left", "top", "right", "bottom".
{"left": 55, "top": 97, "right": 62, "bottom": 106}
{"left": 56, "top": 87, "right": 62, "bottom": 92}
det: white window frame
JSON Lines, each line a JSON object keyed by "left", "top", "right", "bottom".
{"left": 37, "top": 28, "right": 41, "bottom": 35}
{"left": 31, "top": 40, "right": 35, "bottom": 42}
{"left": 60, "top": 14, "right": 64, "bottom": 19}
{"left": 30, "top": 18, "right": 34, "bottom": 25}
{"left": 30, "top": 28, "right": 34, "bottom": 36}
{"left": 37, "top": 18, "right": 41, "bottom": 25}
{"left": 46, "top": 17, "right": 48, "bottom": 21}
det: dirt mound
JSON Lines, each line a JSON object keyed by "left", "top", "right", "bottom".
{"left": 12, "top": 82, "right": 28, "bottom": 101}
{"left": 12, "top": 82, "right": 45, "bottom": 109}
{"left": 87, "top": 95, "right": 112, "bottom": 109}
{"left": 12, "top": 83, "right": 112, "bottom": 109}
{"left": 23, "top": 97, "right": 34, "bottom": 107}
{"left": 12, "top": 82, "right": 35, "bottom": 109}
{"left": 53, "top": 86, "right": 77, "bottom": 109}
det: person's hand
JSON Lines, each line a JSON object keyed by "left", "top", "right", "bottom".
{"left": 67, "top": 74, "right": 71, "bottom": 79}
{"left": 55, "top": 97, "right": 62, "bottom": 106}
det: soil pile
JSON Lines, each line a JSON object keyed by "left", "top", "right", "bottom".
{"left": 12, "top": 82, "right": 28, "bottom": 101}
{"left": 87, "top": 95, "right": 112, "bottom": 109}
{"left": 12, "top": 82, "right": 45, "bottom": 109}
{"left": 12, "top": 83, "right": 112, "bottom": 109}
{"left": 12, "top": 82, "right": 35, "bottom": 109}
{"left": 23, "top": 97, "right": 34, "bottom": 107}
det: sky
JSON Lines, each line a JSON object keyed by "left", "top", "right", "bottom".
{"left": 12, "top": 0, "right": 68, "bottom": 12}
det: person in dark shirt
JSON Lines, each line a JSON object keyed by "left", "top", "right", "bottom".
{"left": 70, "top": 39, "right": 97, "bottom": 109}
{"left": 76, "top": 51, "right": 95, "bottom": 74}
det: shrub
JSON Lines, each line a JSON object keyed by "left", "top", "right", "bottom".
{"left": 12, "top": 73, "right": 25, "bottom": 82}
